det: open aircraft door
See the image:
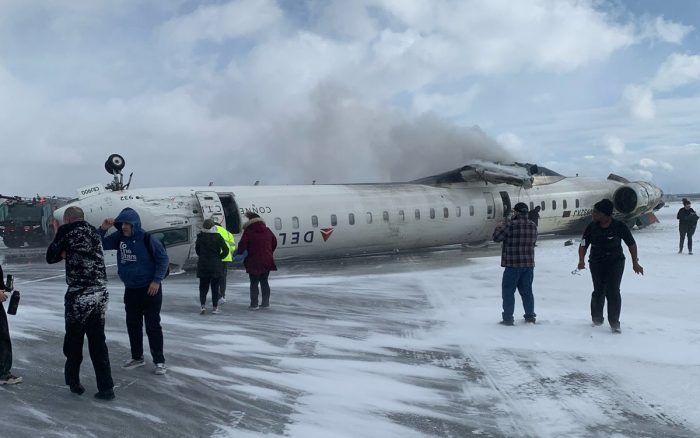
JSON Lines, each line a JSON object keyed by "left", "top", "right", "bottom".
{"left": 195, "top": 191, "right": 225, "bottom": 226}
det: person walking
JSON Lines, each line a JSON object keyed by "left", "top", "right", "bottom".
{"left": 195, "top": 219, "right": 229, "bottom": 314}
{"left": 528, "top": 205, "right": 541, "bottom": 227}
{"left": 677, "top": 198, "right": 698, "bottom": 255}
{"left": 99, "top": 208, "right": 169, "bottom": 375}
{"left": 577, "top": 199, "right": 644, "bottom": 333}
{"left": 236, "top": 212, "right": 277, "bottom": 310}
{"left": 492, "top": 202, "right": 538, "bottom": 325}
{"left": 214, "top": 221, "right": 236, "bottom": 303}
{"left": 0, "top": 263, "right": 21, "bottom": 385}
{"left": 47, "top": 206, "right": 115, "bottom": 400}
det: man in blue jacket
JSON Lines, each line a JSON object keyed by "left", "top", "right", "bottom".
{"left": 99, "top": 208, "right": 169, "bottom": 375}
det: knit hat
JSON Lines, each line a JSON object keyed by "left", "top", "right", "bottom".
{"left": 513, "top": 202, "right": 529, "bottom": 213}
{"left": 593, "top": 199, "right": 614, "bottom": 216}
{"left": 202, "top": 219, "right": 216, "bottom": 229}
{"left": 682, "top": 198, "right": 691, "bottom": 205}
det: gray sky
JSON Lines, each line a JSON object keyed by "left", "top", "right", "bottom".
{"left": 1, "top": 0, "right": 699, "bottom": 196}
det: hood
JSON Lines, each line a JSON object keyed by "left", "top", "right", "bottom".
{"left": 242, "top": 217, "right": 265, "bottom": 231}
{"left": 114, "top": 207, "right": 143, "bottom": 236}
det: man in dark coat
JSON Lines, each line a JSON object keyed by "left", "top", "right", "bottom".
{"left": 195, "top": 219, "right": 229, "bottom": 314}
{"left": 493, "top": 202, "right": 538, "bottom": 325}
{"left": 47, "top": 206, "right": 114, "bottom": 400}
{"left": 528, "top": 205, "right": 540, "bottom": 227}
{"left": 236, "top": 212, "right": 277, "bottom": 310}
{"left": 577, "top": 199, "right": 644, "bottom": 333}
{"left": 99, "top": 208, "right": 169, "bottom": 375}
{"left": 677, "top": 198, "right": 698, "bottom": 255}
{"left": 0, "top": 263, "right": 21, "bottom": 385}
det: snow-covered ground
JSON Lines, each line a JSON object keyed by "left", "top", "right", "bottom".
{"left": 0, "top": 203, "right": 698, "bottom": 437}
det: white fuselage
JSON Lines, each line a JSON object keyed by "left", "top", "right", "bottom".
{"left": 54, "top": 175, "right": 654, "bottom": 271}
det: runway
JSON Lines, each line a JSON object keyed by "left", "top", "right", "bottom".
{"left": 1, "top": 205, "right": 698, "bottom": 437}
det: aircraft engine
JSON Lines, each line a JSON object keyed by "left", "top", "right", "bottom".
{"left": 613, "top": 182, "right": 663, "bottom": 216}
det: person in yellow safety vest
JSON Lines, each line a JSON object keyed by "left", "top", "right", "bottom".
{"left": 215, "top": 222, "right": 236, "bottom": 303}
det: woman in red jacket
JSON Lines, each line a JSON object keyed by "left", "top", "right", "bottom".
{"left": 236, "top": 212, "right": 277, "bottom": 310}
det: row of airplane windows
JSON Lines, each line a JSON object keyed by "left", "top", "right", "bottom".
{"left": 270, "top": 198, "right": 582, "bottom": 230}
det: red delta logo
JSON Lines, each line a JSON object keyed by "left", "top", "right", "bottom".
{"left": 320, "top": 228, "right": 334, "bottom": 242}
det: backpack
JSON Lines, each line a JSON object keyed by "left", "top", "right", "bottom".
{"left": 144, "top": 232, "right": 171, "bottom": 278}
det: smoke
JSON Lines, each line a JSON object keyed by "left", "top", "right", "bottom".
{"left": 241, "top": 83, "right": 514, "bottom": 185}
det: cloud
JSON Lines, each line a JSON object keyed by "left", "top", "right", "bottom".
{"left": 603, "top": 135, "right": 626, "bottom": 155}
{"left": 649, "top": 53, "right": 700, "bottom": 92}
{"left": 638, "top": 15, "right": 694, "bottom": 44}
{"left": 411, "top": 86, "right": 480, "bottom": 117}
{"left": 157, "top": 0, "right": 283, "bottom": 47}
{"left": 622, "top": 84, "right": 656, "bottom": 120}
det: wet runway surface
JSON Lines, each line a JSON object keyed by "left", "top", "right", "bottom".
{"left": 0, "top": 244, "right": 697, "bottom": 438}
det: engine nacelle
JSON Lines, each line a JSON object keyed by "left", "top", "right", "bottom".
{"left": 613, "top": 182, "right": 663, "bottom": 216}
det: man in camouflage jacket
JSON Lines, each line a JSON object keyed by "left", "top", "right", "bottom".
{"left": 47, "top": 206, "right": 114, "bottom": 400}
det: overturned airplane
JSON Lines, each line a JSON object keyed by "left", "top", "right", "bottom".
{"left": 54, "top": 155, "right": 664, "bottom": 271}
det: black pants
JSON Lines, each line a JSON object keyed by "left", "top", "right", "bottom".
{"left": 680, "top": 229, "right": 694, "bottom": 252}
{"left": 0, "top": 304, "right": 12, "bottom": 377}
{"left": 219, "top": 263, "right": 230, "bottom": 298}
{"left": 124, "top": 286, "right": 165, "bottom": 364}
{"left": 249, "top": 272, "right": 270, "bottom": 307}
{"left": 590, "top": 259, "right": 625, "bottom": 325}
{"left": 199, "top": 277, "right": 220, "bottom": 308}
{"left": 64, "top": 310, "right": 113, "bottom": 391}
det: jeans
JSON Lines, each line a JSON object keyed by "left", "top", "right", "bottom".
{"left": 124, "top": 285, "right": 165, "bottom": 364}
{"left": 199, "top": 277, "right": 220, "bottom": 308}
{"left": 590, "top": 259, "right": 624, "bottom": 326}
{"left": 219, "top": 263, "right": 230, "bottom": 298}
{"left": 249, "top": 272, "right": 270, "bottom": 307}
{"left": 64, "top": 309, "right": 113, "bottom": 391}
{"left": 0, "top": 304, "right": 12, "bottom": 377}
{"left": 501, "top": 267, "right": 535, "bottom": 322}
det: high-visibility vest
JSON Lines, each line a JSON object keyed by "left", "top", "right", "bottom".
{"left": 215, "top": 225, "right": 236, "bottom": 262}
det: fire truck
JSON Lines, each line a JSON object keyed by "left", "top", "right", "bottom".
{"left": 0, "top": 195, "right": 70, "bottom": 248}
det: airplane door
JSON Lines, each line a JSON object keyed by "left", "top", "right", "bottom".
{"left": 195, "top": 191, "right": 225, "bottom": 225}
{"left": 483, "top": 192, "right": 496, "bottom": 219}
{"left": 499, "top": 191, "right": 511, "bottom": 218}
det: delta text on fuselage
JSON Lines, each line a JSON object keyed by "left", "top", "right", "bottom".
{"left": 54, "top": 156, "right": 664, "bottom": 271}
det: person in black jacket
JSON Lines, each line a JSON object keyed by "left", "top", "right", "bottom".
{"left": 527, "top": 205, "right": 541, "bottom": 227}
{"left": 46, "top": 206, "right": 114, "bottom": 400}
{"left": 0, "top": 263, "right": 21, "bottom": 385}
{"left": 677, "top": 198, "right": 698, "bottom": 255}
{"left": 195, "top": 219, "right": 229, "bottom": 314}
{"left": 577, "top": 199, "right": 644, "bottom": 333}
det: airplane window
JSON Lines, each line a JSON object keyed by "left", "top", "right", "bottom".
{"left": 398, "top": 210, "right": 405, "bottom": 221}
{"left": 541, "top": 201, "right": 546, "bottom": 211}
{"left": 563, "top": 200, "right": 568, "bottom": 209}
{"left": 274, "top": 218, "right": 282, "bottom": 230}
{"left": 415, "top": 209, "right": 420, "bottom": 220}
{"left": 487, "top": 205, "right": 493, "bottom": 216}
{"left": 456, "top": 207, "right": 461, "bottom": 217}
{"left": 443, "top": 207, "right": 449, "bottom": 218}
{"left": 292, "top": 216, "right": 299, "bottom": 229}
{"left": 430, "top": 208, "right": 435, "bottom": 219}
{"left": 552, "top": 200, "right": 557, "bottom": 210}
{"left": 366, "top": 212, "right": 372, "bottom": 224}
{"left": 469, "top": 205, "right": 474, "bottom": 216}
{"left": 148, "top": 227, "right": 190, "bottom": 248}
{"left": 312, "top": 216, "right": 318, "bottom": 228}
{"left": 331, "top": 214, "right": 337, "bottom": 226}
{"left": 576, "top": 199, "right": 580, "bottom": 208}
{"left": 349, "top": 213, "right": 355, "bottom": 225}
{"left": 383, "top": 211, "right": 389, "bottom": 222}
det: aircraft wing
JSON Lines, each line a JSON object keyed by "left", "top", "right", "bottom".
{"left": 412, "top": 161, "right": 535, "bottom": 188}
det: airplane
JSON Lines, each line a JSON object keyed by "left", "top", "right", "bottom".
{"left": 53, "top": 154, "right": 664, "bottom": 271}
